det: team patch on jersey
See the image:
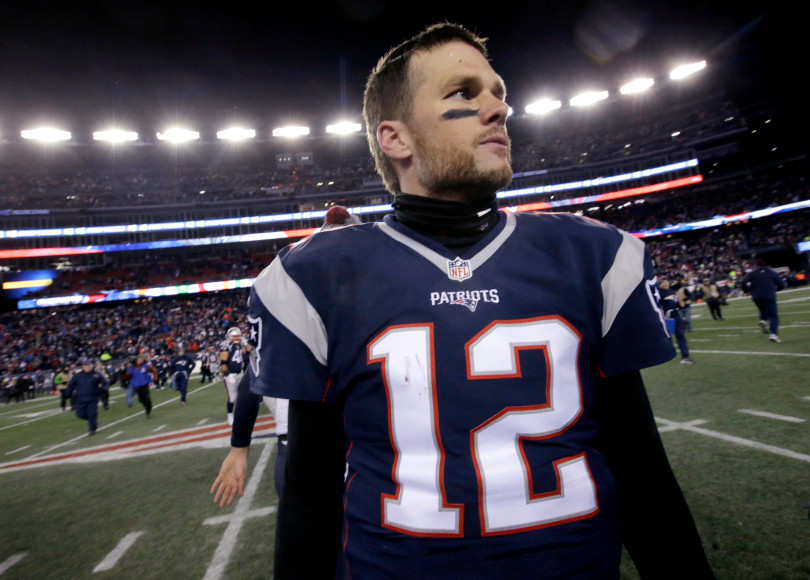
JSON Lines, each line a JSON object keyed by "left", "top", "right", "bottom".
{"left": 430, "top": 289, "right": 499, "bottom": 312}
{"left": 247, "top": 314, "right": 262, "bottom": 378}
{"left": 447, "top": 257, "right": 472, "bottom": 282}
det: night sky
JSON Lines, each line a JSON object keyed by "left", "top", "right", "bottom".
{"left": 0, "top": 1, "right": 803, "bottom": 140}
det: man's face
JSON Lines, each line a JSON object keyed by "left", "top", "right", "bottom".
{"left": 403, "top": 40, "right": 512, "bottom": 201}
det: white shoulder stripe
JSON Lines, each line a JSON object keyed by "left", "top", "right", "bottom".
{"left": 252, "top": 259, "right": 328, "bottom": 365}
{"left": 601, "top": 231, "right": 645, "bottom": 337}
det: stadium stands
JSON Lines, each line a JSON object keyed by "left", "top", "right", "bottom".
{"left": 1, "top": 81, "right": 807, "bottom": 389}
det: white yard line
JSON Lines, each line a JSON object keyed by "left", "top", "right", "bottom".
{"left": 657, "top": 419, "right": 706, "bottom": 432}
{"left": 5, "top": 445, "right": 31, "bottom": 455}
{"left": 739, "top": 409, "right": 806, "bottom": 423}
{"left": 0, "top": 407, "right": 75, "bottom": 432}
{"left": 203, "top": 438, "right": 277, "bottom": 580}
{"left": 656, "top": 417, "right": 810, "bottom": 463}
{"left": 0, "top": 552, "right": 27, "bottom": 574}
{"left": 690, "top": 349, "right": 810, "bottom": 358}
{"left": 0, "top": 396, "right": 57, "bottom": 418}
{"left": 92, "top": 531, "right": 145, "bottom": 572}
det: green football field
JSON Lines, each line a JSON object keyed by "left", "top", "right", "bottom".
{"left": 1, "top": 286, "right": 809, "bottom": 579}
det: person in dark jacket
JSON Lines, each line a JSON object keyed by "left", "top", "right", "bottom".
{"left": 64, "top": 359, "right": 109, "bottom": 435}
{"left": 658, "top": 279, "right": 694, "bottom": 364}
{"left": 740, "top": 260, "right": 787, "bottom": 343}
{"left": 171, "top": 348, "right": 196, "bottom": 405}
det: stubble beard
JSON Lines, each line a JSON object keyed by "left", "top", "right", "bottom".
{"left": 414, "top": 134, "right": 513, "bottom": 203}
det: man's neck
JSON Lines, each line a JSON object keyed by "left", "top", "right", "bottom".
{"left": 392, "top": 192, "right": 500, "bottom": 253}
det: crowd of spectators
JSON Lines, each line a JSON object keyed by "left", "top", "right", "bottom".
{"left": 1, "top": 85, "right": 807, "bottom": 396}
{"left": 2, "top": 184, "right": 805, "bottom": 393}
{"left": 596, "top": 167, "right": 807, "bottom": 235}
{"left": 29, "top": 252, "right": 270, "bottom": 299}
{"left": 644, "top": 215, "right": 808, "bottom": 290}
{"left": 0, "top": 289, "right": 251, "bottom": 399}
{"left": 3, "top": 201, "right": 806, "bottom": 397}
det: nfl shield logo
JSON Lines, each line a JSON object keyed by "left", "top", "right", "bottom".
{"left": 447, "top": 257, "right": 472, "bottom": 282}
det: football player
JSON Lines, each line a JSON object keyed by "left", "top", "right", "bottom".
{"left": 200, "top": 345, "right": 217, "bottom": 383}
{"left": 249, "top": 23, "right": 714, "bottom": 580}
{"left": 220, "top": 327, "right": 248, "bottom": 425}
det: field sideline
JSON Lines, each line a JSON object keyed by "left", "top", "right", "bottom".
{"left": 1, "top": 286, "right": 809, "bottom": 579}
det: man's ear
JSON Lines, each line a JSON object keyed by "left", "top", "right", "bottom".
{"left": 377, "top": 120, "right": 412, "bottom": 161}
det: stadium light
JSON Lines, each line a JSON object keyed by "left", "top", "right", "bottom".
{"left": 20, "top": 127, "right": 72, "bottom": 142}
{"left": 156, "top": 128, "right": 200, "bottom": 143}
{"left": 217, "top": 127, "right": 257, "bottom": 141}
{"left": 570, "top": 90, "right": 609, "bottom": 108}
{"left": 619, "top": 77, "right": 655, "bottom": 95}
{"left": 525, "top": 99, "right": 562, "bottom": 115}
{"left": 93, "top": 129, "right": 139, "bottom": 143}
{"left": 325, "top": 121, "right": 362, "bottom": 135}
{"left": 272, "top": 126, "right": 310, "bottom": 138}
{"left": 669, "top": 60, "right": 707, "bottom": 80}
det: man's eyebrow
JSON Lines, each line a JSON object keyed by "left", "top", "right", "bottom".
{"left": 491, "top": 76, "right": 507, "bottom": 100}
{"left": 479, "top": 69, "right": 508, "bottom": 99}
{"left": 440, "top": 73, "right": 480, "bottom": 92}
{"left": 441, "top": 73, "right": 506, "bottom": 99}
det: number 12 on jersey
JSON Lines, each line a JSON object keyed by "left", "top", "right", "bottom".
{"left": 368, "top": 317, "right": 599, "bottom": 538}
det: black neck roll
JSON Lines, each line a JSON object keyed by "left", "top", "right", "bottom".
{"left": 392, "top": 193, "right": 500, "bottom": 252}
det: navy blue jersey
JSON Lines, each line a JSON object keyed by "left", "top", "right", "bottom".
{"left": 740, "top": 266, "right": 785, "bottom": 300}
{"left": 171, "top": 355, "right": 195, "bottom": 375}
{"left": 248, "top": 211, "right": 674, "bottom": 579}
{"left": 658, "top": 287, "right": 683, "bottom": 320}
{"left": 65, "top": 370, "right": 108, "bottom": 401}
{"left": 220, "top": 342, "right": 246, "bottom": 374}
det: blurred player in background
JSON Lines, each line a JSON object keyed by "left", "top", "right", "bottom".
{"left": 200, "top": 345, "right": 218, "bottom": 383}
{"left": 220, "top": 327, "right": 249, "bottom": 425}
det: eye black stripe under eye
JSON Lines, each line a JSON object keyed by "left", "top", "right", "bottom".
{"left": 442, "top": 109, "right": 479, "bottom": 120}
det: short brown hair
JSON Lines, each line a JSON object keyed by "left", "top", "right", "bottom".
{"left": 362, "top": 23, "right": 489, "bottom": 194}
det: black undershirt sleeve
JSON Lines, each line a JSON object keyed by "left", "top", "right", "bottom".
{"left": 230, "top": 372, "right": 261, "bottom": 448}
{"left": 595, "top": 370, "right": 715, "bottom": 579}
{"left": 274, "top": 399, "right": 345, "bottom": 580}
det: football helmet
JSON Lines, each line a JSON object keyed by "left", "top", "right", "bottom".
{"left": 227, "top": 327, "right": 243, "bottom": 342}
